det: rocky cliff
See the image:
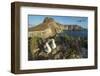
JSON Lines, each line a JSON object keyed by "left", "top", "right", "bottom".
{"left": 28, "top": 17, "right": 85, "bottom": 38}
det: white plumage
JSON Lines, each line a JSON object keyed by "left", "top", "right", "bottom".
{"left": 51, "top": 39, "right": 56, "bottom": 49}
{"left": 44, "top": 39, "right": 56, "bottom": 53}
{"left": 44, "top": 42, "right": 52, "bottom": 53}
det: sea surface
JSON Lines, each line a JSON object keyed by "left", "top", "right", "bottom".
{"left": 63, "top": 30, "right": 88, "bottom": 38}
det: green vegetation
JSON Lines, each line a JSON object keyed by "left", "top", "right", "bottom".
{"left": 28, "top": 33, "right": 87, "bottom": 60}
{"left": 64, "top": 34, "right": 71, "bottom": 40}
{"left": 28, "top": 36, "right": 44, "bottom": 60}
{"left": 65, "top": 49, "right": 79, "bottom": 59}
{"left": 30, "top": 36, "right": 41, "bottom": 50}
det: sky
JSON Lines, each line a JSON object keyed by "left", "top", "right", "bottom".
{"left": 28, "top": 15, "right": 88, "bottom": 28}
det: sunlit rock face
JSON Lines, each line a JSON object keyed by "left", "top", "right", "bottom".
{"left": 28, "top": 17, "right": 62, "bottom": 39}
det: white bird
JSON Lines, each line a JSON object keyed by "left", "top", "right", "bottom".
{"left": 44, "top": 42, "right": 52, "bottom": 53}
{"left": 51, "top": 39, "right": 56, "bottom": 49}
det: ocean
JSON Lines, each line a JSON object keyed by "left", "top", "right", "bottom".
{"left": 63, "top": 30, "right": 87, "bottom": 38}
